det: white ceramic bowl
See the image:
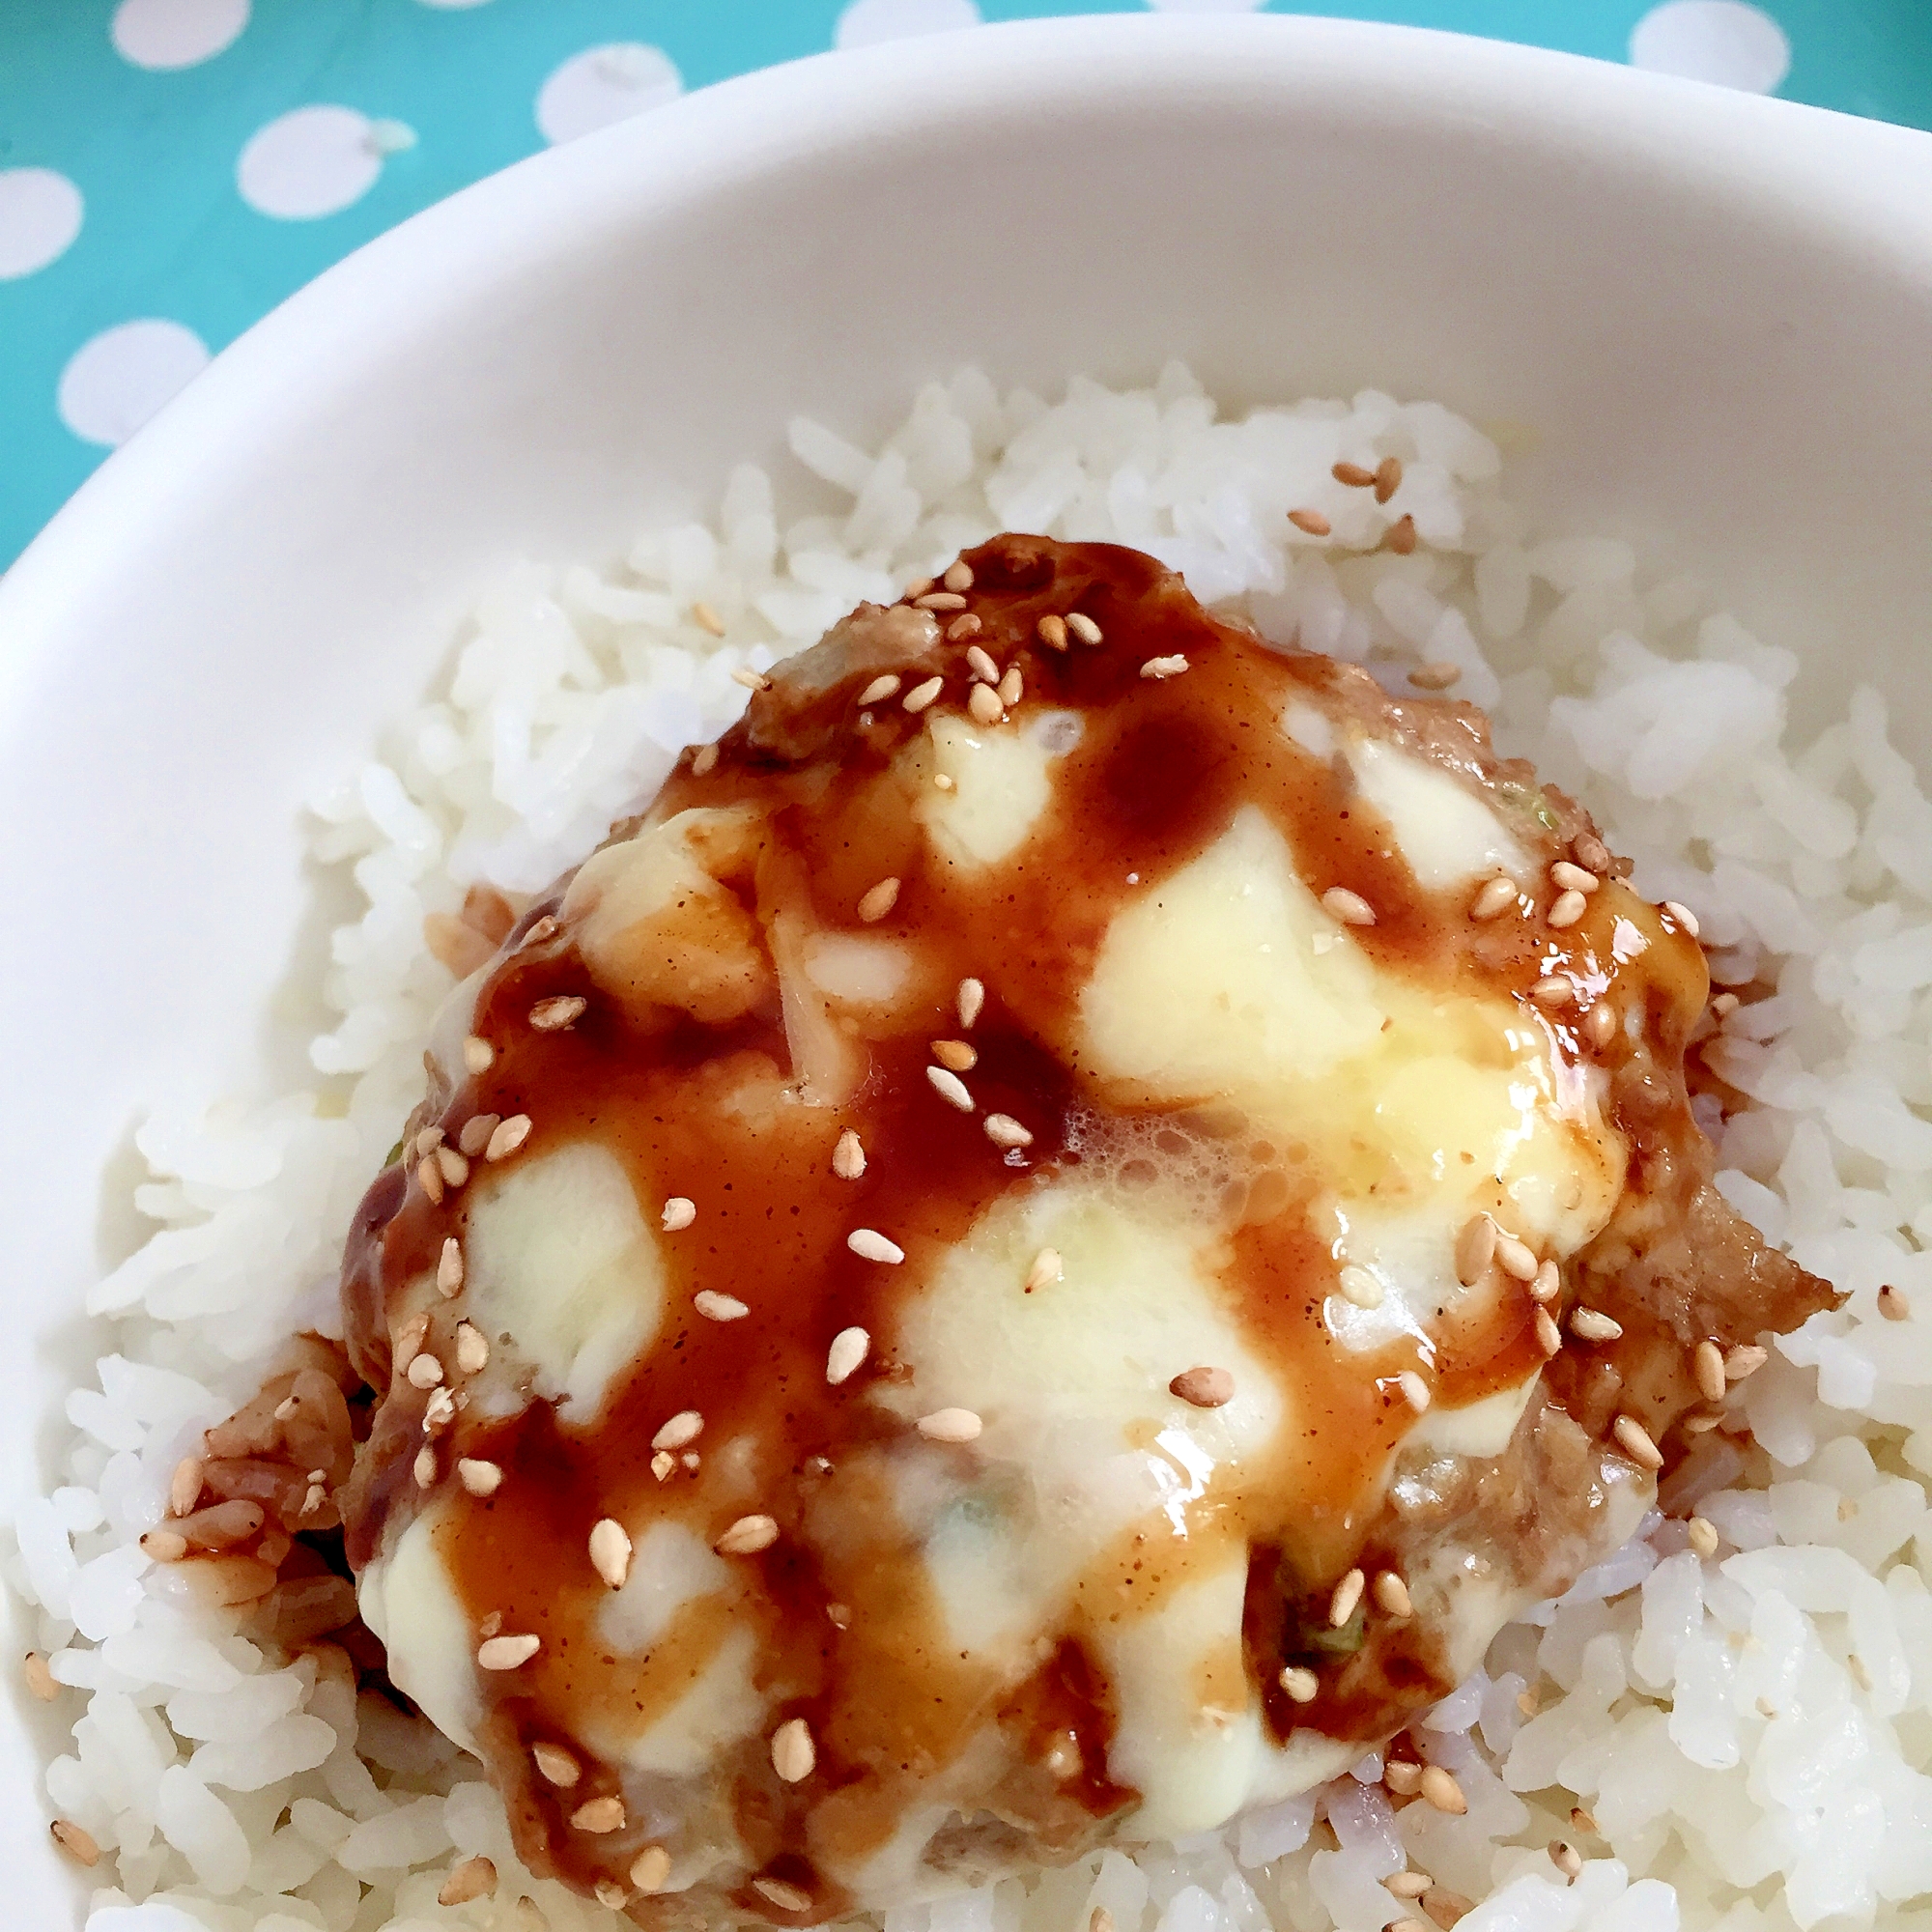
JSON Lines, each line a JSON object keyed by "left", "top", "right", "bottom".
{"left": 6, "top": 14, "right": 1932, "bottom": 1920}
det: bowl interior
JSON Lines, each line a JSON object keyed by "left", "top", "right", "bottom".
{"left": 5, "top": 14, "right": 1932, "bottom": 1918}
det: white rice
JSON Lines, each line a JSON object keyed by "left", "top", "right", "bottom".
{"left": 15, "top": 364, "right": 1932, "bottom": 1932}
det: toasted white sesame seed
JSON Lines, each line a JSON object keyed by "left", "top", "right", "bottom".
{"left": 967, "top": 682, "right": 1005, "bottom": 725}
{"left": 957, "top": 977, "right": 985, "bottom": 1028}
{"left": 857, "top": 876, "right": 901, "bottom": 923}
{"left": 1026, "top": 1248, "right": 1063, "bottom": 1293}
{"left": 1406, "top": 661, "right": 1462, "bottom": 691}
{"left": 1494, "top": 1233, "right": 1539, "bottom": 1281}
{"left": 414, "top": 1125, "right": 445, "bottom": 1160}
{"left": 1278, "top": 1665, "right": 1319, "bottom": 1703}
{"left": 902, "top": 576, "right": 935, "bottom": 600}
{"left": 594, "top": 1882, "right": 629, "bottom": 1911}
{"left": 1455, "top": 1213, "right": 1496, "bottom": 1287}
{"left": 1397, "top": 1369, "right": 1431, "bottom": 1412}
{"left": 997, "top": 665, "right": 1024, "bottom": 707}
{"left": 1530, "top": 976, "right": 1574, "bottom": 1009}
{"left": 1321, "top": 885, "right": 1377, "bottom": 926}
{"left": 965, "top": 643, "right": 1000, "bottom": 683}
{"left": 902, "top": 675, "right": 944, "bottom": 713}
{"left": 847, "top": 1228, "right": 904, "bottom": 1265}
{"left": 1585, "top": 1000, "right": 1619, "bottom": 1047}
{"left": 520, "top": 915, "right": 559, "bottom": 950}
{"left": 458, "top": 1112, "right": 498, "bottom": 1157}
{"left": 529, "top": 995, "right": 586, "bottom": 1033}
{"left": 1092, "top": 1908, "right": 1116, "bottom": 1932}
{"left": 832, "top": 1129, "right": 866, "bottom": 1179}
{"left": 1662, "top": 899, "right": 1700, "bottom": 937}
{"left": 422, "top": 1385, "right": 455, "bottom": 1433}
{"left": 694, "top": 1290, "right": 749, "bottom": 1322}
{"left": 571, "top": 1795, "right": 625, "bottom": 1833}
{"left": 983, "top": 1113, "right": 1034, "bottom": 1149}
{"left": 463, "top": 1035, "right": 495, "bottom": 1075}
{"left": 915, "top": 590, "right": 967, "bottom": 611}
{"left": 927, "top": 1065, "right": 974, "bottom": 1111}
{"left": 1385, "top": 1863, "right": 1430, "bottom": 1890}
{"left": 1329, "top": 1567, "right": 1366, "bottom": 1626}
{"left": 753, "top": 1878, "right": 813, "bottom": 1914}
{"left": 1338, "top": 1264, "right": 1383, "bottom": 1310}
{"left": 730, "top": 666, "right": 770, "bottom": 692}
{"left": 1535, "top": 1308, "right": 1563, "bottom": 1356}
{"left": 1693, "top": 1338, "right": 1727, "bottom": 1401}
{"left": 588, "top": 1518, "right": 632, "bottom": 1589}
{"left": 1140, "top": 655, "right": 1189, "bottom": 680}
{"left": 692, "top": 743, "right": 719, "bottom": 776}
{"left": 485, "top": 1115, "right": 531, "bottom": 1162}
{"left": 1374, "top": 1570, "right": 1413, "bottom": 1618}
{"left": 477, "top": 1633, "right": 541, "bottom": 1670}
{"left": 941, "top": 559, "right": 974, "bottom": 593}
{"left": 1531, "top": 1260, "right": 1561, "bottom": 1304}
{"left": 1724, "top": 1343, "right": 1769, "bottom": 1380}
{"left": 716, "top": 1514, "right": 781, "bottom": 1555}
{"left": 458, "top": 1458, "right": 502, "bottom": 1496}
{"left": 1065, "top": 612, "right": 1102, "bottom": 645}
{"left": 1551, "top": 861, "right": 1601, "bottom": 895}
{"left": 652, "top": 1410, "right": 704, "bottom": 1451}
{"left": 407, "top": 1352, "right": 444, "bottom": 1390}
{"left": 771, "top": 1716, "right": 816, "bottom": 1783}
{"left": 439, "top": 1855, "right": 499, "bottom": 1906}
{"left": 650, "top": 1450, "right": 675, "bottom": 1481}
{"left": 140, "top": 1528, "right": 187, "bottom": 1562}
{"left": 931, "top": 1037, "right": 978, "bottom": 1071}
{"left": 1374, "top": 456, "right": 1405, "bottom": 502}
{"left": 169, "top": 1456, "right": 203, "bottom": 1518}
{"left": 1471, "top": 874, "right": 1520, "bottom": 921}
{"left": 1549, "top": 1842, "right": 1583, "bottom": 1881}
{"left": 455, "top": 1321, "right": 489, "bottom": 1374}
{"left": 1570, "top": 1308, "right": 1624, "bottom": 1343}
{"left": 1687, "top": 1516, "right": 1720, "bottom": 1559}
{"left": 826, "top": 1326, "right": 870, "bottom": 1384}
{"left": 436, "top": 1145, "right": 470, "bottom": 1191}
{"left": 1419, "top": 1765, "right": 1466, "bottom": 1814}
{"left": 417, "top": 1154, "right": 445, "bottom": 1206}
{"left": 918, "top": 1406, "right": 982, "bottom": 1443}
{"left": 1548, "top": 889, "right": 1588, "bottom": 929}
{"left": 1879, "top": 1284, "right": 1910, "bottom": 1321}
{"left": 532, "top": 1742, "right": 581, "bottom": 1787}
{"left": 630, "top": 1846, "right": 672, "bottom": 1893}
{"left": 1037, "top": 614, "right": 1068, "bottom": 650}
{"left": 1711, "top": 990, "right": 1741, "bottom": 1017}
{"left": 860, "top": 674, "right": 901, "bottom": 706}
{"left": 1170, "top": 1365, "right": 1235, "bottom": 1408}
{"left": 1289, "top": 507, "right": 1331, "bottom": 536}
{"left": 690, "top": 601, "right": 724, "bottom": 638}
{"left": 1611, "top": 1413, "right": 1664, "bottom": 1471}
{"left": 49, "top": 1820, "right": 100, "bottom": 1868}
{"left": 661, "top": 1196, "right": 696, "bottom": 1232}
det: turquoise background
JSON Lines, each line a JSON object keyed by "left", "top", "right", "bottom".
{"left": 4, "top": 0, "right": 1931, "bottom": 570}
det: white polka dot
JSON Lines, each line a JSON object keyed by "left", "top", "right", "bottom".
{"left": 0, "top": 168, "right": 84, "bottom": 281}
{"left": 834, "top": 0, "right": 980, "bottom": 51}
{"left": 237, "top": 105, "right": 405, "bottom": 220}
{"left": 110, "top": 0, "right": 249, "bottom": 71}
{"left": 534, "top": 43, "right": 683, "bottom": 146}
{"left": 58, "top": 319, "right": 211, "bottom": 448}
{"left": 1629, "top": 1, "right": 1790, "bottom": 94}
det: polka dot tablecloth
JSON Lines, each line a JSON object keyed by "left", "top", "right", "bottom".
{"left": 3, "top": 0, "right": 1929, "bottom": 570}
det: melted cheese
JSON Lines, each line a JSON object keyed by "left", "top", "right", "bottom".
{"left": 357, "top": 1505, "right": 478, "bottom": 1754}
{"left": 917, "top": 713, "right": 1059, "bottom": 868}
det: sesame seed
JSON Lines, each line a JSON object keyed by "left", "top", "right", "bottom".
{"left": 1279, "top": 1665, "right": 1319, "bottom": 1702}
{"left": 967, "top": 682, "right": 1005, "bottom": 725}
{"left": 652, "top": 1410, "right": 704, "bottom": 1451}
{"left": 533, "top": 1743, "right": 581, "bottom": 1787}
{"left": 1879, "top": 1284, "right": 1910, "bottom": 1321}
{"left": 1494, "top": 1232, "right": 1539, "bottom": 1281}
{"left": 169, "top": 1456, "right": 203, "bottom": 1518}
{"left": 1338, "top": 1264, "right": 1383, "bottom": 1310}
{"left": 1333, "top": 461, "right": 1377, "bottom": 488}
{"left": 1548, "top": 889, "right": 1588, "bottom": 929}
{"left": 439, "top": 1856, "right": 499, "bottom": 1906}
{"left": 1397, "top": 1369, "right": 1431, "bottom": 1412}
{"left": 595, "top": 1883, "right": 629, "bottom": 1911}
{"left": 23, "top": 1652, "right": 58, "bottom": 1702}
{"left": 931, "top": 1038, "right": 978, "bottom": 1071}
{"left": 1170, "top": 1365, "right": 1236, "bottom": 1408}
{"left": 1662, "top": 899, "right": 1700, "bottom": 937}
{"left": 730, "top": 666, "right": 771, "bottom": 692}
{"left": 661, "top": 1196, "right": 696, "bottom": 1232}
{"left": 455, "top": 1322, "right": 489, "bottom": 1373}
{"left": 927, "top": 1065, "right": 975, "bottom": 1111}
{"left": 918, "top": 1407, "right": 982, "bottom": 1443}
{"left": 631, "top": 1847, "right": 671, "bottom": 1893}
{"left": 1572, "top": 1807, "right": 1600, "bottom": 1835}
{"left": 1093, "top": 1910, "right": 1116, "bottom": 1932}
{"left": 458, "top": 1113, "right": 498, "bottom": 1157}
{"left": 1423, "top": 1889, "right": 1474, "bottom": 1929}
{"left": 1518, "top": 1688, "right": 1541, "bottom": 1717}
{"left": 771, "top": 1716, "right": 816, "bottom": 1783}
{"left": 1471, "top": 875, "right": 1519, "bottom": 921}
{"left": 854, "top": 877, "right": 904, "bottom": 925}
{"left": 826, "top": 1602, "right": 851, "bottom": 1628}
{"left": 693, "top": 602, "right": 725, "bottom": 637}
{"left": 1026, "top": 1248, "right": 1063, "bottom": 1293}
{"left": 1711, "top": 991, "right": 1740, "bottom": 1017}
{"left": 692, "top": 743, "right": 719, "bottom": 776}
{"left": 463, "top": 1035, "right": 495, "bottom": 1075}
{"left": 902, "top": 576, "right": 934, "bottom": 600}
{"left": 1693, "top": 1339, "right": 1727, "bottom": 1401}
{"left": 948, "top": 616, "right": 983, "bottom": 646}
{"left": 141, "top": 1528, "right": 187, "bottom": 1562}
{"left": 529, "top": 994, "right": 586, "bottom": 1032}
{"left": 650, "top": 1450, "right": 675, "bottom": 1481}
{"left": 1328, "top": 1567, "right": 1366, "bottom": 1626}
{"left": 1549, "top": 1843, "right": 1582, "bottom": 1882}
{"left": 965, "top": 643, "right": 1000, "bottom": 683}
{"left": 903, "top": 675, "right": 945, "bottom": 713}
{"left": 1683, "top": 1411, "right": 1723, "bottom": 1435}
{"left": 49, "top": 1820, "right": 100, "bottom": 1868}
{"left": 1386, "top": 1866, "right": 1430, "bottom": 1893}
{"left": 1375, "top": 456, "right": 1404, "bottom": 504}
{"left": 753, "top": 1878, "right": 813, "bottom": 1914}
{"left": 983, "top": 1114, "right": 1034, "bottom": 1149}
{"left": 1687, "top": 1516, "right": 1720, "bottom": 1559}
{"left": 485, "top": 1114, "right": 531, "bottom": 1161}
{"left": 1530, "top": 976, "right": 1574, "bottom": 1009}
{"left": 1455, "top": 1212, "right": 1496, "bottom": 1286}
{"left": 1551, "top": 861, "right": 1601, "bottom": 895}
{"left": 1140, "top": 655, "right": 1189, "bottom": 680}
{"left": 1585, "top": 1001, "right": 1619, "bottom": 1047}
{"left": 1065, "top": 612, "right": 1103, "bottom": 645}
{"left": 716, "top": 1514, "right": 781, "bottom": 1555}
{"left": 832, "top": 1129, "right": 867, "bottom": 1179}
{"left": 1724, "top": 1344, "right": 1769, "bottom": 1381}
{"left": 1534, "top": 1308, "right": 1563, "bottom": 1356}
{"left": 1531, "top": 1260, "right": 1561, "bottom": 1304}
{"left": 1374, "top": 1570, "right": 1413, "bottom": 1618}
{"left": 847, "top": 1228, "right": 904, "bottom": 1264}
{"left": 1289, "top": 508, "right": 1331, "bottom": 536}
{"left": 436, "top": 1145, "right": 471, "bottom": 1190}
{"left": 859, "top": 674, "right": 901, "bottom": 705}
{"left": 934, "top": 772, "right": 955, "bottom": 790}
{"left": 1384, "top": 514, "right": 1418, "bottom": 555}
{"left": 826, "top": 1326, "right": 870, "bottom": 1385}
{"left": 1570, "top": 1308, "right": 1623, "bottom": 1343}
{"left": 457, "top": 1459, "right": 501, "bottom": 1497}
{"left": 417, "top": 1155, "right": 445, "bottom": 1206}
{"left": 943, "top": 560, "right": 975, "bottom": 593}
{"left": 407, "top": 1352, "right": 443, "bottom": 1389}
{"left": 957, "top": 977, "right": 985, "bottom": 1027}
{"left": 570, "top": 1795, "right": 625, "bottom": 1833}
{"left": 520, "top": 915, "right": 559, "bottom": 950}
{"left": 588, "top": 1518, "right": 633, "bottom": 1590}
{"left": 915, "top": 590, "right": 968, "bottom": 611}
{"left": 997, "top": 666, "right": 1024, "bottom": 707}
{"left": 477, "top": 1633, "right": 541, "bottom": 1670}
{"left": 1418, "top": 1765, "right": 1466, "bottom": 1814}
{"left": 477, "top": 1611, "right": 502, "bottom": 1638}
{"left": 1406, "top": 661, "right": 1462, "bottom": 691}
{"left": 1037, "top": 614, "right": 1068, "bottom": 650}
{"left": 1611, "top": 1413, "right": 1663, "bottom": 1471}
{"left": 414, "top": 1125, "right": 445, "bottom": 1159}
{"left": 1322, "top": 885, "right": 1377, "bottom": 926}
